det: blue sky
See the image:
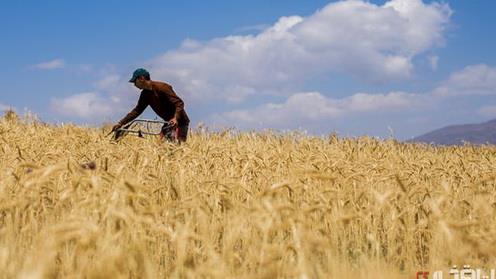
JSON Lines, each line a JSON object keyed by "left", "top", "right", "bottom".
{"left": 1, "top": 0, "right": 495, "bottom": 139}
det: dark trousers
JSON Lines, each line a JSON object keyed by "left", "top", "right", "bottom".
{"left": 161, "top": 123, "right": 189, "bottom": 142}
{"left": 176, "top": 124, "right": 189, "bottom": 142}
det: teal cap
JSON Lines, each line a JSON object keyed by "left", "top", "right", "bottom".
{"left": 129, "top": 68, "right": 150, "bottom": 83}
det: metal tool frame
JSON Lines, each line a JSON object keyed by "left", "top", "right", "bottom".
{"left": 112, "top": 118, "right": 174, "bottom": 141}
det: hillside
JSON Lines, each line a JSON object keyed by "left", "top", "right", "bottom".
{"left": 1, "top": 114, "right": 496, "bottom": 278}
{"left": 411, "top": 119, "right": 496, "bottom": 145}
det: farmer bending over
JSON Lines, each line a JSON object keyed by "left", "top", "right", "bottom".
{"left": 112, "top": 68, "right": 190, "bottom": 142}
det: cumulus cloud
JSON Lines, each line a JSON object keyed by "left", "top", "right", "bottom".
{"left": 236, "top": 24, "right": 271, "bottom": 33}
{"left": 31, "top": 59, "right": 65, "bottom": 70}
{"left": 214, "top": 91, "right": 424, "bottom": 128}
{"left": 214, "top": 62, "right": 496, "bottom": 133}
{"left": 149, "top": 0, "right": 451, "bottom": 102}
{"left": 95, "top": 74, "right": 121, "bottom": 91}
{"left": 51, "top": 92, "right": 114, "bottom": 119}
{"left": 50, "top": 70, "right": 143, "bottom": 121}
{"left": 433, "top": 64, "right": 496, "bottom": 96}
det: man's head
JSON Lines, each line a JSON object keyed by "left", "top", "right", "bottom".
{"left": 129, "top": 68, "right": 152, "bottom": 90}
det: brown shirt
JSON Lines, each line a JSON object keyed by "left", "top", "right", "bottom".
{"left": 118, "top": 81, "right": 190, "bottom": 126}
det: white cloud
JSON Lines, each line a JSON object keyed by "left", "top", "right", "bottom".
{"left": 31, "top": 59, "right": 65, "bottom": 70}
{"left": 95, "top": 74, "right": 121, "bottom": 91}
{"left": 148, "top": 0, "right": 451, "bottom": 102}
{"left": 51, "top": 92, "right": 114, "bottom": 119}
{"left": 214, "top": 91, "right": 424, "bottom": 127}
{"left": 433, "top": 64, "right": 496, "bottom": 96}
{"left": 236, "top": 24, "right": 271, "bottom": 33}
{"left": 50, "top": 71, "right": 143, "bottom": 122}
{"left": 343, "top": 91, "right": 421, "bottom": 112}
{"left": 213, "top": 63, "right": 496, "bottom": 133}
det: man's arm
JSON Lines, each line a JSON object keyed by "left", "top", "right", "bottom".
{"left": 117, "top": 92, "right": 148, "bottom": 126}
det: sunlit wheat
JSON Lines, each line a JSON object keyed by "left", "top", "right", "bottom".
{"left": 1, "top": 112, "right": 495, "bottom": 278}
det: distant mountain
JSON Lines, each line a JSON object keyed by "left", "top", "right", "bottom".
{"left": 410, "top": 119, "right": 496, "bottom": 145}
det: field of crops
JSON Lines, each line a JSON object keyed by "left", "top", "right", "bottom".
{"left": 1, "top": 112, "right": 496, "bottom": 278}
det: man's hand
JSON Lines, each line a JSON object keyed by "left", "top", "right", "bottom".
{"left": 169, "top": 118, "right": 178, "bottom": 127}
{"left": 112, "top": 123, "right": 122, "bottom": 132}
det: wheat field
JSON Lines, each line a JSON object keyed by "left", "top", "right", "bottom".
{"left": 1, "top": 112, "right": 496, "bottom": 278}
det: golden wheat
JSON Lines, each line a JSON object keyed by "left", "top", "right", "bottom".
{"left": 1, "top": 113, "right": 495, "bottom": 278}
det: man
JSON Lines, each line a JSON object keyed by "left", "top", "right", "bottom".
{"left": 112, "top": 68, "right": 190, "bottom": 142}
